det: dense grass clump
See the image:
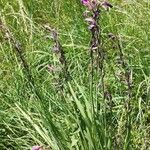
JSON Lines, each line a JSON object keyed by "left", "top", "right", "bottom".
{"left": 0, "top": 0, "right": 150, "bottom": 150}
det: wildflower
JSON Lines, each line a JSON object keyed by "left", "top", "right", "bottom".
{"left": 31, "top": 145, "right": 43, "bottom": 150}
{"left": 81, "top": 0, "right": 89, "bottom": 5}
{"left": 101, "top": 1, "right": 113, "bottom": 10}
{"left": 52, "top": 43, "right": 60, "bottom": 53}
{"left": 81, "top": 0, "right": 92, "bottom": 10}
{"left": 85, "top": 17, "right": 95, "bottom": 24}
{"left": 94, "top": 10, "right": 100, "bottom": 18}
{"left": 85, "top": 17, "right": 97, "bottom": 30}
{"left": 81, "top": 0, "right": 98, "bottom": 10}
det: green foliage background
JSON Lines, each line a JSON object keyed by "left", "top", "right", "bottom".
{"left": 0, "top": 0, "right": 150, "bottom": 149}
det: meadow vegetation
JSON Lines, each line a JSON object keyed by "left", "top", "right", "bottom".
{"left": 0, "top": 0, "right": 150, "bottom": 149}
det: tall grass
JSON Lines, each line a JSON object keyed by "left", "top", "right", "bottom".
{"left": 0, "top": 0, "right": 150, "bottom": 150}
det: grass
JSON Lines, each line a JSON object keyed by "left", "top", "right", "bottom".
{"left": 0, "top": 0, "right": 150, "bottom": 150}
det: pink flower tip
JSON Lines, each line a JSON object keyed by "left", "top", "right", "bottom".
{"left": 31, "top": 145, "right": 42, "bottom": 150}
{"left": 81, "top": 0, "right": 89, "bottom": 5}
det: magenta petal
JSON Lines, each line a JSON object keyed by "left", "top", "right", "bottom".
{"left": 81, "top": 0, "right": 89, "bottom": 4}
{"left": 32, "top": 146, "right": 42, "bottom": 150}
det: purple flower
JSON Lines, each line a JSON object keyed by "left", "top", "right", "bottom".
{"left": 81, "top": 0, "right": 97, "bottom": 10}
{"left": 81, "top": 0, "right": 92, "bottom": 9}
{"left": 31, "top": 145, "right": 42, "bottom": 150}
{"left": 85, "top": 17, "right": 96, "bottom": 30}
{"left": 81, "top": 0, "right": 89, "bottom": 5}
